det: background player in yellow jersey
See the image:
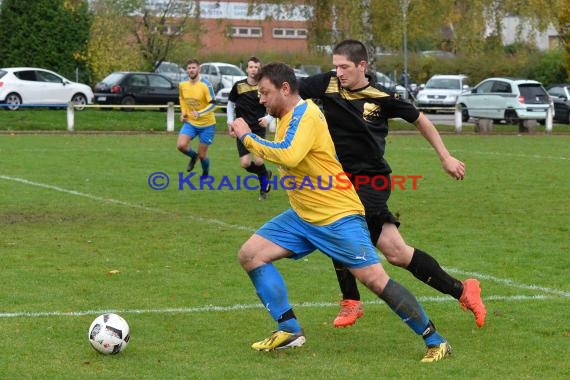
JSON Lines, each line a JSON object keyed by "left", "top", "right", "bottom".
{"left": 176, "top": 59, "right": 216, "bottom": 177}
{"left": 231, "top": 62, "right": 452, "bottom": 362}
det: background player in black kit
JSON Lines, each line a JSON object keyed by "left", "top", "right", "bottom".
{"left": 227, "top": 56, "right": 274, "bottom": 200}
{"left": 299, "top": 39, "right": 486, "bottom": 329}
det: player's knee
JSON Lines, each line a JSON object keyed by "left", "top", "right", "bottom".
{"left": 237, "top": 245, "right": 255, "bottom": 268}
{"left": 176, "top": 143, "right": 186, "bottom": 152}
{"left": 359, "top": 273, "right": 388, "bottom": 295}
{"left": 380, "top": 243, "right": 410, "bottom": 267}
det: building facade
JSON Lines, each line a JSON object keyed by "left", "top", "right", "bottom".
{"left": 165, "top": 1, "right": 313, "bottom": 55}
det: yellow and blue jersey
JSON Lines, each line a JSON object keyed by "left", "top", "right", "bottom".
{"left": 241, "top": 99, "right": 364, "bottom": 225}
{"left": 179, "top": 78, "right": 216, "bottom": 127}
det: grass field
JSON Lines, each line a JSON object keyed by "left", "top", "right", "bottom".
{"left": 1, "top": 123, "right": 569, "bottom": 379}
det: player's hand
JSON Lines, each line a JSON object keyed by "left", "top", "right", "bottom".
{"left": 231, "top": 118, "right": 252, "bottom": 138}
{"left": 191, "top": 110, "right": 199, "bottom": 119}
{"left": 180, "top": 114, "right": 188, "bottom": 122}
{"left": 228, "top": 122, "right": 236, "bottom": 138}
{"left": 258, "top": 117, "right": 268, "bottom": 128}
{"left": 442, "top": 156, "right": 465, "bottom": 180}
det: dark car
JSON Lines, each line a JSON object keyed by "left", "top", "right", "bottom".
{"left": 94, "top": 72, "right": 179, "bottom": 109}
{"left": 546, "top": 84, "right": 570, "bottom": 124}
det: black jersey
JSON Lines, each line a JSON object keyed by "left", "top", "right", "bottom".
{"left": 228, "top": 79, "right": 265, "bottom": 132}
{"left": 299, "top": 71, "right": 420, "bottom": 176}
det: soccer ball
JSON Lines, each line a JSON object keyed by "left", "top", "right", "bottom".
{"left": 88, "top": 313, "right": 130, "bottom": 355}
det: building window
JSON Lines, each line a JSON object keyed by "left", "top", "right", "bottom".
{"left": 153, "top": 25, "right": 181, "bottom": 35}
{"left": 229, "top": 26, "right": 262, "bottom": 38}
{"left": 272, "top": 28, "right": 308, "bottom": 39}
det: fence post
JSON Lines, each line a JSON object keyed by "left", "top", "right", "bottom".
{"left": 454, "top": 103, "right": 462, "bottom": 134}
{"left": 67, "top": 102, "right": 75, "bottom": 132}
{"left": 545, "top": 105, "right": 553, "bottom": 134}
{"left": 167, "top": 102, "right": 175, "bottom": 132}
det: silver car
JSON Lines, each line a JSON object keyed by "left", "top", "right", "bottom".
{"left": 199, "top": 62, "right": 246, "bottom": 92}
{"left": 415, "top": 74, "right": 469, "bottom": 112}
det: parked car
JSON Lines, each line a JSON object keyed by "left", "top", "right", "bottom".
{"left": 215, "top": 87, "right": 231, "bottom": 105}
{"left": 456, "top": 77, "right": 551, "bottom": 123}
{"left": 546, "top": 84, "right": 570, "bottom": 124}
{"left": 93, "top": 72, "right": 179, "bottom": 109}
{"left": 415, "top": 74, "right": 469, "bottom": 112}
{"left": 199, "top": 62, "right": 246, "bottom": 92}
{"left": 0, "top": 67, "right": 94, "bottom": 111}
{"left": 294, "top": 68, "right": 309, "bottom": 79}
{"left": 374, "top": 71, "right": 408, "bottom": 99}
{"left": 155, "top": 61, "right": 188, "bottom": 83}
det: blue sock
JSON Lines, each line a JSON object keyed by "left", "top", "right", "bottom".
{"left": 201, "top": 157, "right": 210, "bottom": 173}
{"left": 184, "top": 149, "right": 197, "bottom": 158}
{"left": 247, "top": 263, "right": 301, "bottom": 333}
{"left": 380, "top": 279, "right": 445, "bottom": 346}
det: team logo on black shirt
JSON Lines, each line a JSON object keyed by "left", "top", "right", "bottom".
{"left": 363, "top": 102, "right": 381, "bottom": 121}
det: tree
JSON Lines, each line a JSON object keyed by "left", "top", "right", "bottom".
{"left": 559, "top": 1, "right": 570, "bottom": 79}
{"left": 87, "top": 0, "right": 144, "bottom": 83}
{"left": 0, "top": 0, "right": 91, "bottom": 82}
{"left": 87, "top": 0, "right": 201, "bottom": 83}
{"left": 131, "top": 0, "right": 201, "bottom": 71}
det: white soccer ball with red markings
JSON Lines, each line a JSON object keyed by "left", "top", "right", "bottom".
{"left": 88, "top": 313, "right": 130, "bottom": 355}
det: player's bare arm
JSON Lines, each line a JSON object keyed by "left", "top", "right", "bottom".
{"left": 414, "top": 113, "right": 465, "bottom": 180}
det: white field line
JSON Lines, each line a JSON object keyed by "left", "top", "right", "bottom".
{"left": 445, "top": 268, "right": 570, "bottom": 298}
{"left": 0, "top": 175, "right": 255, "bottom": 232}
{"left": 452, "top": 150, "right": 570, "bottom": 161}
{"left": 0, "top": 294, "right": 562, "bottom": 319}
{"left": 398, "top": 146, "right": 570, "bottom": 161}
{"left": 1, "top": 175, "right": 568, "bottom": 320}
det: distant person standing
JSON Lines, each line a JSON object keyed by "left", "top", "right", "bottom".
{"left": 177, "top": 59, "right": 217, "bottom": 177}
{"left": 227, "top": 56, "right": 274, "bottom": 200}
{"left": 400, "top": 70, "right": 413, "bottom": 99}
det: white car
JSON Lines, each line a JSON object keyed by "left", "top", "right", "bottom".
{"left": 215, "top": 87, "right": 231, "bottom": 105}
{"left": 415, "top": 74, "right": 470, "bottom": 112}
{"left": 0, "top": 67, "right": 94, "bottom": 111}
{"left": 457, "top": 77, "right": 551, "bottom": 123}
{"left": 199, "top": 62, "right": 246, "bottom": 92}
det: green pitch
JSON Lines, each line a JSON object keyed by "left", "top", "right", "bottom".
{"left": 1, "top": 132, "right": 569, "bottom": 379}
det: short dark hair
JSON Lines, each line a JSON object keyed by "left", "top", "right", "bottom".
{"left": 248, "top": 56, "right": 261, "bottom": 65}
{"left": 186, "top": 59, "right": 200, "bottom": 66}
{"left": 255, "top": 62, "right": 298, "bottom": 93}
{"left": 333, "top": 39, "right": 368, "bottom": 65}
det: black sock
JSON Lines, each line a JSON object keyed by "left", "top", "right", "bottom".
{"left": 245, "top": 162, "right": 266, "bottom": 175}
{"left": 406, "top": 248, "right": 464, "bottom": 299}
{"left": 277, "top": 308, "right": 296, "bottom": 323}
{"left": 245, "top": 162, "right": 268, "bottom": 184}
{"left": 333, "top": 259, "right": 360, "bottom": 300}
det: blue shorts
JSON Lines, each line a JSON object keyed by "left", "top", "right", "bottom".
{"left": 180, "top": 122, "right": 215, "bottom": 145}
{"left": 256, "top": 208, "right": 380, "bottom": 269}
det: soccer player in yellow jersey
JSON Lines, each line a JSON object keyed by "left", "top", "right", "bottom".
{"left": 176, "top": 59, "right": 216, "bottom": 176}
{"left": 231, "top": 62, "right": 451, "bottom": 363}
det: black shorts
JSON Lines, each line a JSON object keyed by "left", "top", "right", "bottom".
{"left": 356, "top": 181, "right": 400, "bottom": 245}
{"left": 237, "top": 128, "right": 266, "bottom": 157}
